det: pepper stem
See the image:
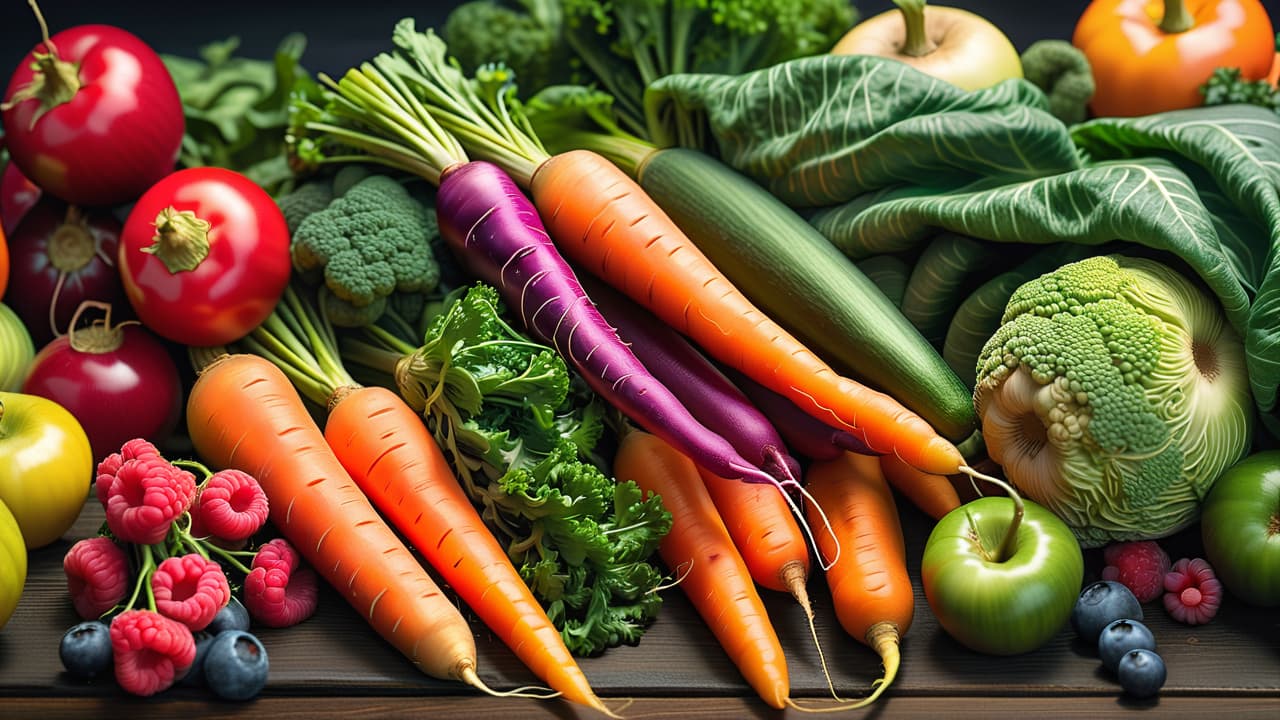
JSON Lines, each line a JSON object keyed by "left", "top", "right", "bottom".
{"left": 1158, "top": 0, "right": 1195, "bottom": 34}
{"left": 894, "top": 0, "right": 938, "bottom": 57}
{"left": 145, "top": 206, "right": 212, "bottom": 273}
{"left": 0, "top": 0, "right": 82, "bottom": 127}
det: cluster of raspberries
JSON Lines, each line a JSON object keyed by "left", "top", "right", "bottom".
{"left": 62, "top": 438, "right": 319, "bottom": 696}
{"left": 1101, "top": 540, "right": 1222, "bottom": 625}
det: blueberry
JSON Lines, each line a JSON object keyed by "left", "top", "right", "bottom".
{"left": 207, "top": 597, "right": 251, "bottom": 635}
{"left": 1098, "top": 619, "right": 1157, "bottom": 673}
{"left": 59, "top": 621, "right": 113, "bottom": 679}
{"left": 179, "top": 632, "right": 216, "bottom": 687}
{"left": 1117, "top": 648, "right": 1166, "bottom": 699}
{"left": 203, "top": 630, "right": 269, "bottom": 701}
{"left": 1071, "top": 580, "right": 1143, "bottom": 645}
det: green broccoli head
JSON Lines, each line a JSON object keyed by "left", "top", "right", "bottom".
{"left": 1019, "top": 39, "right": 1096, "bottom": 125}
{"left": 276, "top": 180, "right": 334, "bottom": 234}
{"left": 443, "top": 0, "right": 574, "bottom": 95}
{"left": 290, "top": 174, "right": 441, "bottom": 309}
{"left": 974, "top": 255, "right": 1254, "bottom": 547}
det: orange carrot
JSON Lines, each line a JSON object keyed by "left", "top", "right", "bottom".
{"left": 879, "top": 453, "right": 962, "bottom": 522}
{"left": 695, "top": 464, "right": 811, "bottom": 615}
{"left": 324, "top": 384, "right": 609, "bottom": 714}
{"left": 805, "top": 451, "right": 914, "bottom": 707}
{"left": 530, "top": 149, "right": 964, "bottom": 477}
{"left": 185, "top": 353, "right": 485, "bottom": 687}
{"left": 614, "top": 429, "right": 790, "bottom": 710}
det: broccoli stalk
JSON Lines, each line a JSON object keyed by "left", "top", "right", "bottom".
{"left": 560, "top": 0, "right": 857, "bottom": 147}
{"left": 1019, "top": 39, "right": 1096, "bottom": 125}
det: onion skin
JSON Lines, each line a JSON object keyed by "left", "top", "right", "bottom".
{"left": 5, "top": 198, "right": 126, "bottom": 348}
{"left": 21, "top": 322, "right": 182, "bottom": 462}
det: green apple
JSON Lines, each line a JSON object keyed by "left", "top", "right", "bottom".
{"left": 922, "top": 475, "right": 1084, "bottom": 655}
{"left": 1201, "top": 450, "right": 1280, "bottom": 607}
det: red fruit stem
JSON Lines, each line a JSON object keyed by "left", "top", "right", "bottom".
{"left": 0, "top": 0, "right": 83, "bottom": 127}
{"left": 65, "top": 300, "right": 130, "bottom": 354}
{"left": 145, "top": 207, "right": 212, "bottom": 273}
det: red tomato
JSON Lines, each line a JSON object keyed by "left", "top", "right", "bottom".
{"left": 1, "top": 162, "right": 41, "bottom": 235}
{"left": 2, "top": 24, "right": 184, "bottom": 208}
{"left": 22, "top": 316, "right": 183, "bottom": 463}
{"left": 118, "top": 168, "right": 290, "bottom": 347}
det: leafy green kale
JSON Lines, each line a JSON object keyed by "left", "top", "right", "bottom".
{"left": 1201, "top": 66, "right": 1280, "bottom": 113}
{"left": 381, "top": 283, "right": 669, "bottom": 655}
{"left": 162, "top": 34, "right": 315, "bottom": 196}
{"left": 560, "top": 0, "right": 858, "bottom": 145}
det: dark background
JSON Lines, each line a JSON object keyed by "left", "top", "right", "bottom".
{"left": 4, "top": 1, "right": 1280, "bottom": 81}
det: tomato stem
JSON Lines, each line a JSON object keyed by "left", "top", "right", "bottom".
{"left": 1159, "top": 0, "right": 1195, "bottom": 34}
{"left": 0, "top": 1, "right": 83, "bottom": 127}
{"left": 145, "top": 206, "right": 212, "bottom": 273}
{"left": 893, "top": 0, "right": 938, "bottom": 58}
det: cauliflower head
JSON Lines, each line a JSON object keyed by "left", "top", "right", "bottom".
{"left": 974, "top": 255, "right": 1253, "bottom": 547}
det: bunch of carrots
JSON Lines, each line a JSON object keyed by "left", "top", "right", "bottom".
{"left": 175, "top": 17, "right": 989, "bottom": 715}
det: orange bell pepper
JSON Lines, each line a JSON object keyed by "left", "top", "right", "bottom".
{"left": 1073, "top": 0, "right": 1275, "bottom": 117}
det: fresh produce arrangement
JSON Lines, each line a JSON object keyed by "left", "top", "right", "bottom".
{"left": 3, "top": 0, "right": 1280, "bottom": 715}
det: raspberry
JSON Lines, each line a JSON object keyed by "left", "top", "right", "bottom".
{"left": 1101, "top": 541, "right": 1171, "bottom": 603}
{"left": 105, "top": 456, "right": 197, "bottom": 545}
{"left": 190, "top": 469, "right": 269, "bottom": 542}
{"left": 244, "top": 538, "right": 319, "bottom": 628}
{"left": 109, "top": 609, "right": 197, "bottom": 696}
{"left": 63, "top": 537, "right": 131, "bottom": 620}
{"left": 1164, "top": 557, "right": 1222, "bottom": 625}
{"left": 152, "top": 554, "right": 231, "bottom": 632}
{"left": 95, "top": 439, "right": 163, "bottom": 507}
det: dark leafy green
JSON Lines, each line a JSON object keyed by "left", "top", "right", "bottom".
{"left": 342, "top": 283, "right": 671, "bottom": 656}
{"left": 162, "top": 34, "right": 313, "bottom": 195}
{"left": 1070, "top": 104, "right": 1280, "bottom": 418}
{"left": 645, "top": 54, "right": 1083, "bottom": 207}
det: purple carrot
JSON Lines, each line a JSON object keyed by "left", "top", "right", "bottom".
{"left": 725, "top": 366, "right": 879, "bottom": 462}
{"left": 578, "top": 273, "right": 803, "bottom": 486}
{"left": 435, "top": 160, "right": 778, "bottom": 487}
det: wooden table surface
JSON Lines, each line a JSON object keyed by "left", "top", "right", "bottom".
{"left": 3, "top": 494, "right": 1278, "bottom": 719}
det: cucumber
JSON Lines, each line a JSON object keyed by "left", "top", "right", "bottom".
{"left": 637, "top": 147, "right": 976, "bottom": 441}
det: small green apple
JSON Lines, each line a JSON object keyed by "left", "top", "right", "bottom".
{"left": 922, "top": 474, "right": 1084, "bottom": 655}
{"left": 1201, "top": 450, "right": 1280, "bottom": 607}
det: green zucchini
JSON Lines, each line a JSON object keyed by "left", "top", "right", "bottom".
{"left": 900, "top": 233, "right": 993, "bottom": 348}
{"left": 854, "top": 254, "right": 912, "bottom": 308}
{"left": 637, "top": 147, "right": 976, "bottom": 441}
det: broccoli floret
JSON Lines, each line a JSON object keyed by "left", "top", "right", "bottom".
{"left": 1020, "top": 39, "right": 1096, "bottom": 125}
{"left": 443, "top": 0, "right": 574, "bottom": 96}
{"left": 276, "top": 180, "right": 334, "bottom": 234}
{"left": 974, "top": 255, "right": 1254, "bottom": 547}
{"left": 291, "top": 174, "right": 441, "bottom": 316}
{"left": 1201, "top": 66, "right": 1280, "bottom": 113}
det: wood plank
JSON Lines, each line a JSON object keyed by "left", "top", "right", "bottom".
{"left": 3, "top": 494, "right": 1278, "bottom": 710}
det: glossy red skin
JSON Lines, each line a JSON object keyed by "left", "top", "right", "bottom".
{"left": 2, "top": 24, "right": 184, "bottom": 208}
{"left": 1, "top": 162, "right": 42, "bottom": 235}
{"left": 118, "top": 167, "right": 291, "bottom": 347}
{"left": 6, "top": 197, "right": 125, "bottom": 348}
{"left": 22, "top": 324, "right": 183, "bottom": 463}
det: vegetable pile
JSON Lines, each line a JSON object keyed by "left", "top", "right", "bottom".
{"left": 3, "top": 0, "right": 1280, "bottom": 713}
